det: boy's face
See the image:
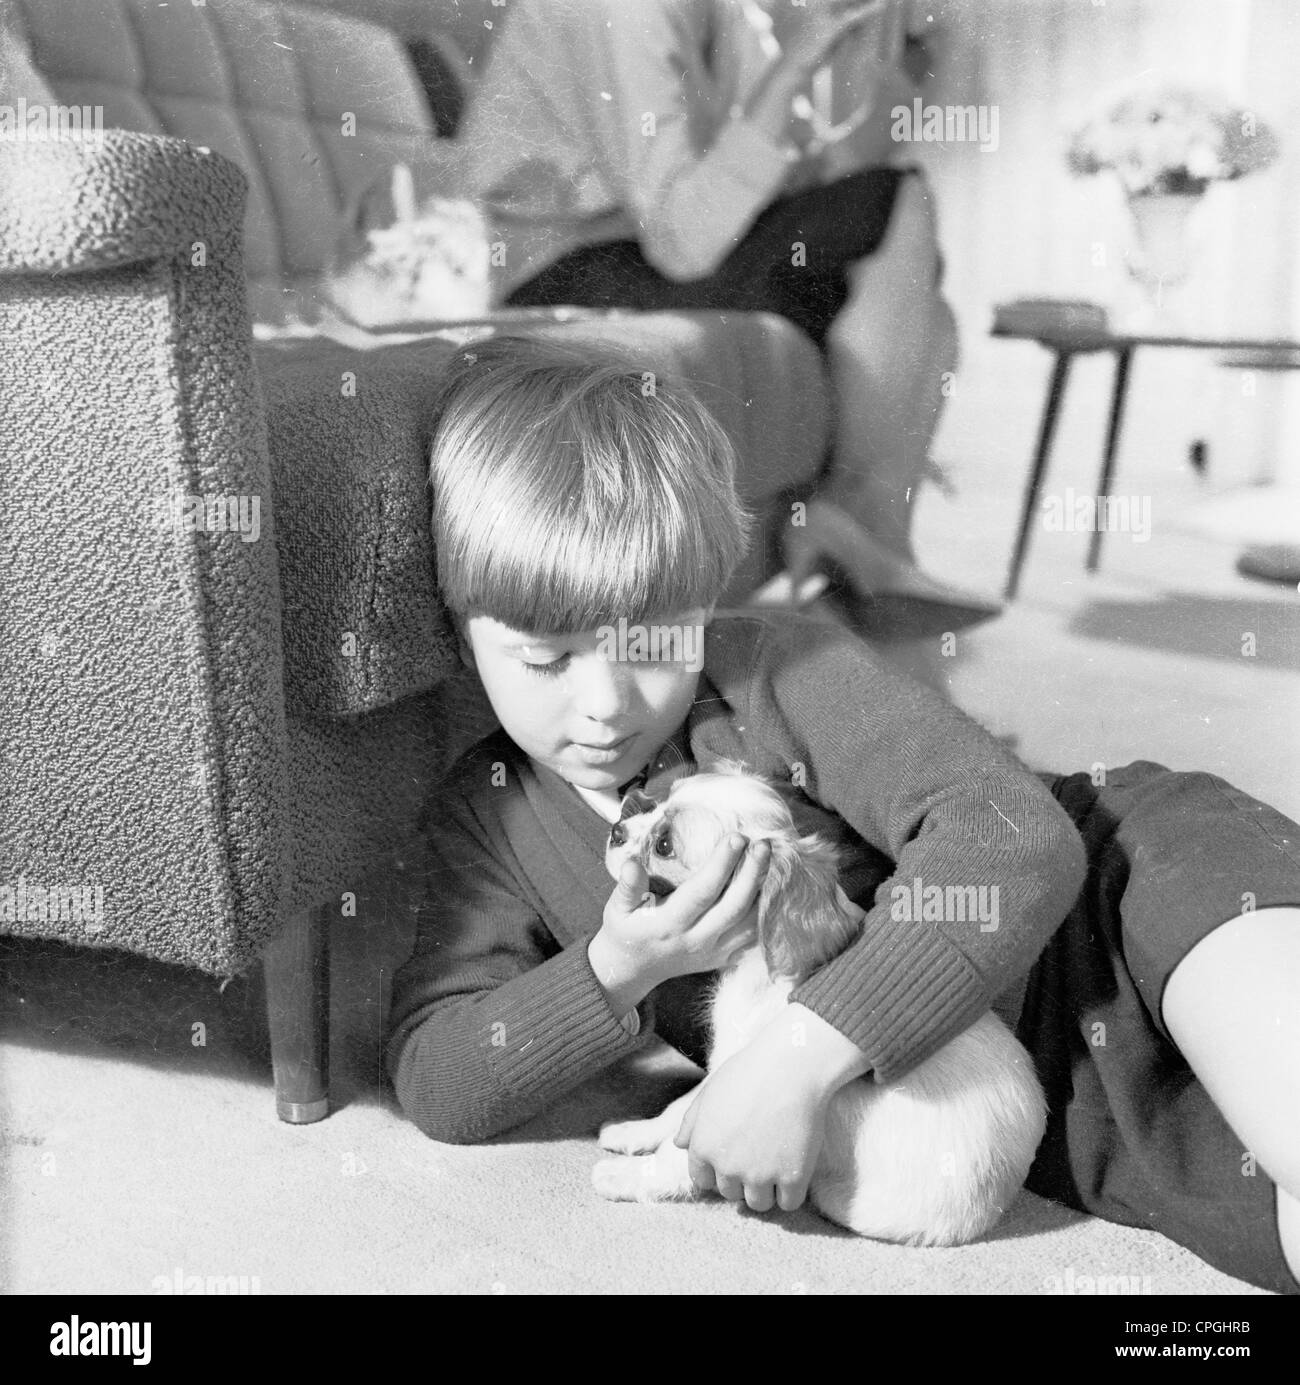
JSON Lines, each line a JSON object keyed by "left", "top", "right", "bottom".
{"left": 462, "top": 609, "right": 710, "bottom": 791}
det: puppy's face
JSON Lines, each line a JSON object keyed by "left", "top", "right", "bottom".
{"left": 605, "top": 793, "right": 690, "bottom": 899}
{"left": 604, "top": 764, "right": 861, "bottom": 981}
{"left": 605, "top": 778, "right": 764, "bottom": 896}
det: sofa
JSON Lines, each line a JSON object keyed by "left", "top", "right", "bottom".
{"left": 0, "top": 0, "right": 831, "bottom": 1119}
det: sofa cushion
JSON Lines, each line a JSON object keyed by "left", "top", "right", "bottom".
{"left": 255, "top": 309, "right": 829, "bottom": 720}
{"left": 4, "top": 0, "right": 443, "bottom": 315}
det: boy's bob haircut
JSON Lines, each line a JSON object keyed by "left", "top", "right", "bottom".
{"left": 429, "top": 335, "right": 754, "bottom": 634}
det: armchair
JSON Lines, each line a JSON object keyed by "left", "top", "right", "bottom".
{"left": 0, "top": 127, "right": 831, "bottom": 1121}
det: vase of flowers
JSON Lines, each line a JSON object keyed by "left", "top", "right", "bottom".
{"left": 1123, "top": 188, "right": 1203, "bottom": 318}
{"left": 1068, "top": 83, "right": 1279, "bottom": 325}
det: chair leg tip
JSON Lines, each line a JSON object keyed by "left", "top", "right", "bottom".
{"left": 276, "top": 1096, "right": 329, "bottom": 1124}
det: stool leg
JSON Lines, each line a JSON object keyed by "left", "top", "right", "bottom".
{"left": 1006, "top": 350, "right": 1072, "bottom": 601}
{"left": 263, "top": 902, "right": 331, "bottom": 1123}
{"left": 1086, "top": 346, "right": 1135, "bottom": 574}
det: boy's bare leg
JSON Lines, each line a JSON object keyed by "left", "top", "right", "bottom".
{"left": 1161, "top": 906, "right": 1300, "bottom": 1282}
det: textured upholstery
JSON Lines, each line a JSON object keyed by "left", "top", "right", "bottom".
{"left": 0, "top": 127, "right": 830, "bottom": 972}
{"left": 1, "top": 0, "right": 454, "bottom": 317}
{"left": 0, "top": 133, "right": 290, "bottom": 972}
{"left": 0, "top": 2, "right": 833, "bottom": 988}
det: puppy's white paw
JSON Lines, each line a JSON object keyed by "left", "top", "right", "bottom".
{"left": 593, "top": 1145, "right": 697, "bottom": 1203}
{"left": 592, "top": 1155, "right": 653, "bottom": 1201}
{"left": 598, "top": 1117, "right": 664, "bottom": 1154}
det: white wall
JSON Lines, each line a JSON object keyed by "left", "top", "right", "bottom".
{"left": 914, "top": 0, "right": 1300, "bottom": 489}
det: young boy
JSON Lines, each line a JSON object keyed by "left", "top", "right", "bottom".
{"left": 387, "top": 336, "right": 1300, "bottom": 1294}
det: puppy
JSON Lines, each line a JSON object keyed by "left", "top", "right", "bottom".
{"left": 322, "top": 162, "right": 491, "bottom": 329}
{"left": 593, "top": 762, "right": 1047, "bottom": 1246}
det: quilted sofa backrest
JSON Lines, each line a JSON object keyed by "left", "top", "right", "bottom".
{"left": 3, "top": 0, "right": 453, "bottom": 316}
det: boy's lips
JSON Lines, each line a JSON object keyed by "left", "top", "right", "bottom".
{"left": 571, "top": 732, "right": 636, "bottom": 765}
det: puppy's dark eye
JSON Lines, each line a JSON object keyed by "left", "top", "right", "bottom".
{"left": 609, "top": 822, "right": 627, "bottom": 848}
{"left": 653, "top": 833, "right": 675, "bottom": 859}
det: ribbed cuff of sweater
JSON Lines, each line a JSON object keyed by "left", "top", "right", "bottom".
{"left": 791, "top": 919, "right": 988, "bottom": 1084}
{"left": 484, "top": 943, "right": 649, "bottom": 1102}
{"left": 391, "top": 942, "right": 652, "bottom": 1144}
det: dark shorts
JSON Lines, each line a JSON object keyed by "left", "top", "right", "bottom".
{"left": 506, "top": 167, "right": 907, "bottom": 349}
{"left": 1027, "top": 761, "right": 1300, "bottom": 1293}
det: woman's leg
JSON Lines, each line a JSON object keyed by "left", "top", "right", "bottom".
{"left": 780, "top": 171, "right": 998, "bottom": 620}
{"left": 509, "top": 182, "right": 995, "bottom": 618}
{"left": 1161, "top": 906, "right": 1300, "bottom": 1283}
{"left": 819, "top": 169, "right": 958, "bottom": 557}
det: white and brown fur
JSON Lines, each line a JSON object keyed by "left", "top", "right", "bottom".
{"left": 321, "top": 161, "right": 490, "bottom": 330}
{"left": 595, "top": 762, "right": 1047, "bottom": 1246}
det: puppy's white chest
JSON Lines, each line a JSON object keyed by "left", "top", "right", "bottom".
{"left": 708, "top": 952, "right": 793, "bottom": 1069}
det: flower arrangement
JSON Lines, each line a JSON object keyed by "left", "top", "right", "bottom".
{"left": 1067, "top": 83, "right": 1279, "bottom": 197}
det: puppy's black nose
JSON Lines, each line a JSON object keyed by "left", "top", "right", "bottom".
{"left": 609, "top": 822, "right": 627, "bottom": 848}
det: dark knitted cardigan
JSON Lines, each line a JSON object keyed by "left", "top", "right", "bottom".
{"left": 387, "top": 611, "right": 1087, "bottom": 1143}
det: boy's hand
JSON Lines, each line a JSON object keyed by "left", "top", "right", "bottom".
{"left": 673, "top": 1003, "right": 871, "bottom": 1212}
{"left": 587, "top": 836, "right": 770, "bottom": 1020}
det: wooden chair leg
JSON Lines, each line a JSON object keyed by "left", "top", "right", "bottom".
{"left": 263, "top": 902, "right": 331, "bottom": 1123}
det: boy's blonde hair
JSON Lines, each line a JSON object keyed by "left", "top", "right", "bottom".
{"left": 429, "top": 336, "right": 753, "bottom": 632}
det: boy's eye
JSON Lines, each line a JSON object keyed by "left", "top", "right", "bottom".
{"left": 521, "top": 653, "right": 570, "bottom": 677}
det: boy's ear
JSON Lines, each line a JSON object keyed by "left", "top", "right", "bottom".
{"left": 454, "top": 617, "right": 476, "bottom": 671}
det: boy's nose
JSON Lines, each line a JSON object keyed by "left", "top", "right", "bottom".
{"left": 571, "top": 653, "right": 632, "bottom": 723}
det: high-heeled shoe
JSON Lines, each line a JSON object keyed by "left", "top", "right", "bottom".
{"left": 1237, "top": 542, "right": 1300, "bottom": 586}
{"left": 782, "top": 500, "right": 1003, "bottom": 630}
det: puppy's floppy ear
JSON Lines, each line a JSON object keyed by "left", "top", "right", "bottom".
{"left": 756, "top": 832, "right": 862, "bottom": 983}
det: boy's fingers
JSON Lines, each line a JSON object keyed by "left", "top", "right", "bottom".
{"left": 613, "top": 858, "right": 651, "bottom": 913}
{"left": 673, "top": 1093, "right": 701, "bottom": 1149}
{"left": 777, "top": 1177, "right": 811, "bottom": 1212}
{"left": 664, "top": 834, "right": 748, "bottom": 918}
{"left": 745, "top": 1182, "right": 777, "bottom": 1213}
{"left": 687, "top": 1150, "right": 718, "bottom": 1194}
{"left": 717, "top": 839, "right": 770, "bottom": 916}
